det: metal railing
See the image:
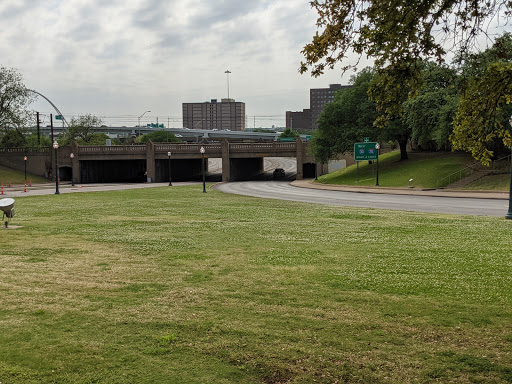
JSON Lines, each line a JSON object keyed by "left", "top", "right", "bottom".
{"left": 436, "top": 154, "right": 511, "bottom": 188}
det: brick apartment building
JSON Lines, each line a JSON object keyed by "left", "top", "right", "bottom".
{"left": 182, "top": 99, "right": 245, "bottom": 131}
{"left": 286, "top": 84, "right": 350, "bottom": 130}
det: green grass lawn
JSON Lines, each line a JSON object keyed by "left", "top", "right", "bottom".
{"left": 1, "top": 186, "right": 512, "bottom": 383}
{"left": 319, "top": 151, "right": 474, "bottom": 188}
{"left": 0, "top": 165, "right": 48, "bottom": 186}
{"left": 463, "top": 173, "right": 511, "bottom": 191}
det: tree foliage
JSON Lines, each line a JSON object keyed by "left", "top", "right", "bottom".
{"left": 451, "top": 33, "right": 512, "bottom": 164}
{"left": 452, "top": 62, "right": 512, "bottom": 164}
{"left": 0, "top": 129, "right": 26, "bottom": 147}
{"left": 300, "top": 0, "right": 512, "bottom": 162}
{"left": 403, "top": 62, "right": 459, "bottom": 150}
{"left": 60, "top": 114, "right": 104, "bottom": 145}
{"left": 0, "top": 66, "right": 34, "bottom": 141}
{"left": 279, "top": 127, "right": 300, "bottom": 140}
{"left": 137, "top": 130, "right": 181, "bottom": 143}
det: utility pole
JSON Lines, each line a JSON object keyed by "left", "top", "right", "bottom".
{"left": 50, "top": 113, "right": 54, "bottom": 145}
{"left": 36, "top": 112, "right": 41, "bottom": 145}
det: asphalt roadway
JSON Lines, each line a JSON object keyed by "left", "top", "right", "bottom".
{"left": 1, "top": 179, "right": 509, "bottom": 217}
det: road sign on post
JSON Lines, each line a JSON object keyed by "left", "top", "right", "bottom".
{"left": 354, "top": 142, "right": 379, "bottom": 161}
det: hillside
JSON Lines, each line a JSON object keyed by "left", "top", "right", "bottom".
{"left": 317, "top": 151, "right": 510, "bottom": 191}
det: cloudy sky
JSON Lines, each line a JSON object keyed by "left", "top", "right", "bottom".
{"left": 0, "top": 0, "right": 368, "bottom": 128}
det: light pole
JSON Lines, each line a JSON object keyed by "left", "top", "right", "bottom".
{"left": 70, "top": 153, "right": 75, "bottom": 187}
{"left": 53, "top": 141, "right": 60, "bottom": 195}
{"left": 195, "top": 118, "right": 206, "bottom": 130}
{"left": 138, "top": 110, "right": 151, "bottom": 137}
{"left": 375, "top": 143, "right": 380, "bottom": 186}
{"left": 225, "top": 70, "right": 231, "bottom": 100}
{"left": 168, "top": 151, "right": 172, "bottom": 186}
{"left": 23, "top": 156, "right": 27, "bottom": 183}
{"left": 200, "top": 146, "right": 206, "bottom": 193}
{"left": 507, "top": 119, "right": 512, "bottom": 220}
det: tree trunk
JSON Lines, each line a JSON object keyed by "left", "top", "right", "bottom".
{"left": 398, "top": 139, "right": 408, "bottom": 160}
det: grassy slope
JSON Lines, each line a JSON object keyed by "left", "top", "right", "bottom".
{"left": 0, "top": 165, "right": 48, "bottom": 186}
{"left": 1, "top": 186, "right": 512, "bottom": 383}
{"left": 319, "top": 151, "right": 475, "bottom": 189}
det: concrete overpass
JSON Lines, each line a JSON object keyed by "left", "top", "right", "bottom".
{"left": 0, "top": 140, "right": 319, "bottom": 184}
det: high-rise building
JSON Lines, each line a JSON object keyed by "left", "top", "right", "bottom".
{"left": 310, "top": 84, "right": 348, "bottom": 130}
{"left": 285, "top": 84, "right": 350, "bottom": 130}
{"left": 182, "top": 99, "right": 245, "bottom": 131}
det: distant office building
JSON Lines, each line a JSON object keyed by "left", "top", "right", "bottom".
{"left": 286, "top": 84, "right": 350, "bottom": 130}
{"left": 310, "top": 84, "right": 348, "bottom": 130}
{"left": 285, "top": 109, "right": 311, "bottom": 131}
{"left": 182, "top": 98, "right": 245, "bottom": 131}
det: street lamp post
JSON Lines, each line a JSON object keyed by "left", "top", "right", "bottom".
{"left": 70, "top": 153, "right": 75, "bottom": 187}
{"left": 195, "top": 118, "right": 206, "bottom": 129}
{"left": 138, "top": 110, "right": 151, "bottom": 137}
{"left": 225, "top": 70, "right": 231, "bottom": 100}
{"left": 375, "top": 143, "right": 380, "bottom": 186}
{"left": 506, "top": 145, "right": 512, "bottom": 220}
{"left": 168, "top": 151, "right": 172, "bottom": 186}
{"left": 200, "top": 146, "right": 206, "bottom": 193}
{"left": 53, "top": 141, "right": 60, "bottom": 195}
{"left": 23, "top": 156, "right": 27, "bottom": 183}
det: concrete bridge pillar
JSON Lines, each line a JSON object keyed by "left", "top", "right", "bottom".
{"left": 222, "top": 140, "right": 230, "bottom": 182}
{"left": 146, "top": 140, "right": 155, "bottom": 182}
{"left": 296, "top": 138, "right": 304, "bottom": 180}
{"left": 72, "top": 141, "right": 80, "bottom": 183}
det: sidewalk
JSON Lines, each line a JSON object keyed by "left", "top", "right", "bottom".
{"left": 291, "top": 179, "right": 509, "bottom": 200}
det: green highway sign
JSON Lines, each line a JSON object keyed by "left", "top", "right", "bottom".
{"left": 354, "top": 142, "right": 379, "bottom": 161}
{"left": 55, "top": 115, "right": 63, "bottom": 120}
{"left": 279, "top": 137, "right": 295, "bottom": 142}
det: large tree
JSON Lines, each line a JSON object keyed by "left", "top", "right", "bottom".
{"left": 451, "top": 33, "right": 512, "bottom": 164}
{"left": 300, "top": 0, "right": 512, "bottom": 162}
{"left": 403, "top": 62, "right": 459, "bottom": 151}
{"left": 0, "top": 66, "right": 34, "bottom": 138}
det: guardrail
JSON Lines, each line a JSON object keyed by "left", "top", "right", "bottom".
{"left": 79, "top": 145, "right": 146, "bottom": 153}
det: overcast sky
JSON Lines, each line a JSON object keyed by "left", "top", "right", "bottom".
{"left": 0, "top": 0, "right": 369, "bottom": 128}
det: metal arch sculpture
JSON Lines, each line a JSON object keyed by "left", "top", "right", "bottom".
{"left": 28, "top": 89, "right": 70, "bottom": 127}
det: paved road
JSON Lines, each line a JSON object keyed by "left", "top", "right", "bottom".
{"left": 214, "top": 181, "right": 510, "bottom": 217}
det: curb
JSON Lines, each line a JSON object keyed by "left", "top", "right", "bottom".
{"left": 290, "top": 179, "right": 509, "bottom": 200}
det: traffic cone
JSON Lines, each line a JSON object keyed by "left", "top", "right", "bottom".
{"left": 24, "top": 180, "right": 27, "bottom": 193}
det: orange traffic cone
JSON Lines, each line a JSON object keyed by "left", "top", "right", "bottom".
{"left": 24, "top": 180, "right": 27, "bottom": 193}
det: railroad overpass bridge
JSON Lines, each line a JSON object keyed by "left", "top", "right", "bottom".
{"left": 1, "top": 140, "right": 319, "bottom": 183}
